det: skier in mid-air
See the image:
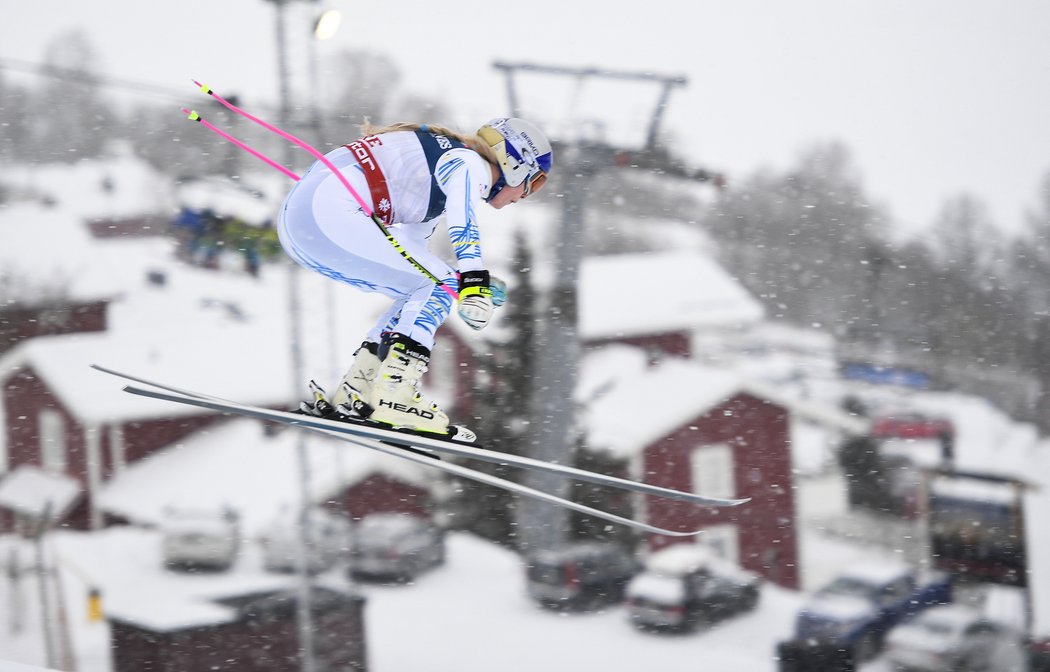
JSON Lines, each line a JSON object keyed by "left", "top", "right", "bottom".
{"left": 95, "top": 88, "right": 742, "bottom": 532}
{"left": 277, "top": 118, "right": 553, "bottom": 439}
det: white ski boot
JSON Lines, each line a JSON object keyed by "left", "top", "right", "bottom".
{"left": 298, "top": 379, "right": 336, "bottom": 417}
{"left": 367, "top": 333, "right": 450, "bottom": 435}
{"left": 330, "top": 341, "right": 380, "bottom": 419}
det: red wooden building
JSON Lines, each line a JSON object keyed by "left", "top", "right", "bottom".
{"left": 583, "top": 358, "right": 802, "bottom": 588}
{"left": 0, "top": 337, "right": 224, "bottom": 531}
{"left": 96, "top": 416, "right": 439, "bottom": 534}
{"left": 0, "top": 322, "right": 473, "bottom": 532}
{"left": 578, "top": 251, "right": 765, "bottom": 360}
{"left": 0, "top": 299, "right": 109, "bottom": 356}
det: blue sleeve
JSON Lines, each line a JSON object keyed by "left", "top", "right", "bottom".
{"left": 435, "top": 149, "right": 490, "bottom": 273}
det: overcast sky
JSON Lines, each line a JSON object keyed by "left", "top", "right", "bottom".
{"left": 3, "top": 0, "right": 1049, "bottom": 238}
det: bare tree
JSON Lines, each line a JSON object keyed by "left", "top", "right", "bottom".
{"left": 925, "top": 193, "right": 1009, "bottom": 286}
{"left": 1010, "top": 170, "right": 1050, "bottom": 313}
{"left": 31, "top": 31, "right": 114, "bottom": 161}
{"left": 0, "top": 72, "right": 34, "bottom": 164}
{"left": 702, "top": 141, "right": 889, "bottom": 333}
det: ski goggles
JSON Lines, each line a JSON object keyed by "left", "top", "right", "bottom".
{"left": 522, "top": 169, "right": 548, "bottom": 197}
{"left": 485, "top": 168, "right": 549, "bottom": 202}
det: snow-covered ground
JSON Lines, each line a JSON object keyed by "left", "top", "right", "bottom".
{"left": 2, "top": 526, "right": 808, "bottom": 672}
{"left": 0, "top": 468, "right": 926, "bottom": 672}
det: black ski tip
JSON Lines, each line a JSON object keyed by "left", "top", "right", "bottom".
{"left": 446, "top": 424, "right": 479, "bottom": 444}
{"left": 384, "top": 423, "right": 482, "bottom": 447}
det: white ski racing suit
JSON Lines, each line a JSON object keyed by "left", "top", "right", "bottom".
{"left": 277, "top": 130, "right": 494, "bottom": 350}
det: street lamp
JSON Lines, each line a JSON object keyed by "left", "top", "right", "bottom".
{"left": 261, "top": 3, "right": 330, "bottom": 672}
{"left": 313, "top": 9, "right": 342, "bottom": 40}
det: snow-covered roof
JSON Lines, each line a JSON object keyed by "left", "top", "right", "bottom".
{"left": 744, "top": 378, "right": 871, "bottom": 436}
{"left": 929, "top": 475, "right": 1020, "bottom": 505}
{"left": 0, "top": 327, "right": 292, "bottom": 423}
{"left": 574, "top": 344, "right": 651, "bottom": 405}
{"left": 53, "top": 526, "right": 295, "bottom": 632}
{"left": 0, "top": 149, "right": 175, "bottom": 221}
{"left": 580, "top": 346, "right": 869, "bottom": 459}
{"left": 901, "top": 391, "right": 1041, "bottom": 480}
{"left": 175, "top": 175, "right": 284, "bottom": 227}
{"left": 0, "top": 465, "right": 81, "bottom": 521}
{"left": 579, "top": 251, "right": 764, "bottom": 340}
{"left": 0, "top": 205, "right": 124, "bottom": 302}
{"left": 99, "top": 417, "right": 433, "bottom": 536}
{"left": 582, "top": 356, "right": 745, "bottom": 459}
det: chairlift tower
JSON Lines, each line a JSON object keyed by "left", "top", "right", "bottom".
{"left": 493, "top": 62, "right": 722, "bottom": 553}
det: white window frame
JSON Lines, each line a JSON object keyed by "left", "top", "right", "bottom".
{"left": 109, "top": 425, "right": 127, "bottom": 475}
{"left": 690, "top": 442, "right": 736, "bottom": 500}
{"left": 39, "top": 408, "right": 68, "bottom": 473}
{"left": 698, "top": 523, "right": 741, "bottom": 565}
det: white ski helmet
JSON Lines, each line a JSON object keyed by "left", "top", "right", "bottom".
{"left": 477, "top": 117, "right": 553, "bottom": 196}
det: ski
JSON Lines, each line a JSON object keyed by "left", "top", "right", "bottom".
{"left": 92, "top": 365, "right": 749, "bottom": 509}
{"left": 148, "top": 385, "right": 693, "bottom": 535}
{"left": 92, "top": 376, "right": 715, "bottom": 538}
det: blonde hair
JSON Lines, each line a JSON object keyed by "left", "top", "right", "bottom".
{"left": 359, "top": 121, "right": 498, "bottom": 165}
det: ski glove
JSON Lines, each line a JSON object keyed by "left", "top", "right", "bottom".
{"left": 490, "top": 276, "right": 508, "bottom": 307}
{"left": 457, "top": 270, "right": 494, "bottom": 330}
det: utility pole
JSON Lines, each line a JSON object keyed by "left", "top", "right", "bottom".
{"left": 264, "top": 1, "right": 317, "bottom": 671}
{"left": 493, "top": 62, "right": 721, "bottom": 554}
{"left": 34, "top": 502, "right": 58, "bottom": 671}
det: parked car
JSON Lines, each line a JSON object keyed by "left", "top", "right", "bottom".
{"left": 794, "top": 561, "right": 952, "bottom": 661}
{"left": 525, "top": 542, "right": 641, "bottom": 611}
{"left": 1030, "top": 637, "right": 1050, "bottom": 672}
{"left": 161, "top": 505, "right": 241, "bottom": 572}
{"left": 883, "top": 603, "right": 1029, "bottom": 672}
{"left": 625, "top": 544, "right": 761, "bottom": 632}
{"left": 348, "top": 513, "right": 445, "bottom": 582}
{"left": 259, "top": 506, "right": 353, "bottom": 574}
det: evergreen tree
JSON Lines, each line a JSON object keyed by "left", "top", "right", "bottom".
{"left": 449, "top": 231, "right": 537, "bottom": 547}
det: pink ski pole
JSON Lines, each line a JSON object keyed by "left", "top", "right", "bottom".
{"left": 193, "top": 80, "right": 374, "bottom": 216}
{"left": 190, "top": 80, "right": 458, "bottom": 299}
{"left": 182, "top": 109, "right": 300, "bottom": 182}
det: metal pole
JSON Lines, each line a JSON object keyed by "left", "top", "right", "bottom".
{"left": 34, "top": 502, "right": 57, "bottom": 670}
{"left": 270, "top": 1, "right": 317, "bottom": 670}
{"left": 492, "top": 61, "right": 702, "bottom": 554}
{"left": 274, "top": 0, "right": 294, "bottom": 170}
{"left": 306, "top": 17, "right": 324, "bottom": 149}
{"left": 517, "top": 147, "right": 586, "bottom": 553}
